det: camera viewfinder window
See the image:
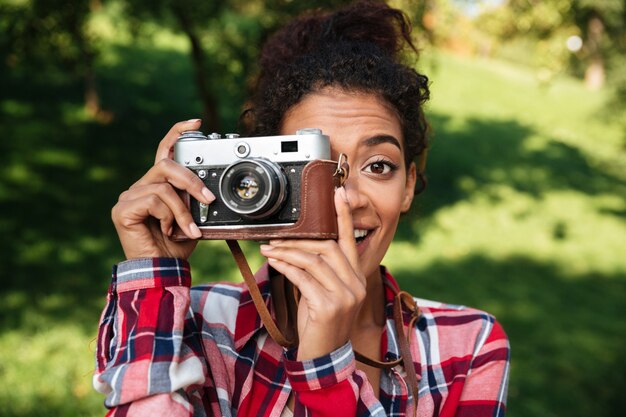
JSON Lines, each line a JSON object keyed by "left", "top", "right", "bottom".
{"left": 281, "top": 141, "right": 298, "bottom": 153}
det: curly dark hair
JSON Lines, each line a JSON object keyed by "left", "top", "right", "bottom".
{"left": 241, "top": 0, "right": 430, "bottom": 191}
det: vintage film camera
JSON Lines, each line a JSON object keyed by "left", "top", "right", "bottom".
{"left": 171, "top": 129, "right": 345, "bottom": 241}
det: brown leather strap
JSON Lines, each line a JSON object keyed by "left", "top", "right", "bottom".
{"left": 353, "top": 350, "right": 402, "bottom": 368}
{"left": 270, "top": 271, "right": 299, "bottom": 346}
{"left": 393, "top": 290, "right": 421, "bottom": 416}
{"left": 226, "top": 240, "right": 295, "bottom": 347}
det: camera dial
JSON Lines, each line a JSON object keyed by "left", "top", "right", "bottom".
{"left": 178, "top": 131, "right": 207, "bottom": 141}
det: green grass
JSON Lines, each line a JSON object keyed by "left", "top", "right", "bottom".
{"left": 1, "top": 39, "right": 624, "bottom": 417}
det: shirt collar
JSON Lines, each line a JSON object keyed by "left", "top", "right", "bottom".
{"left": 381, "top": 267, "right": 403, "bottom": 362}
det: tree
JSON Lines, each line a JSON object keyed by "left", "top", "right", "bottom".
{"left": 473, "top": 0, "right": 626, "bottom": 91}
{"left": 0, "top": 0, "right": 109, "bottom": 121}
{"left": 120, "top": 0, "right": 352, "bottom": 132}
{"left": 575, "top": 0, "right": 625, "bottom": 91}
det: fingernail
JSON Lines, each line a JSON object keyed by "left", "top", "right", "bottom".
{"left": 337, "top": 186, "right": 349, "bottom": 203}
{"left": 189, "top": 222, "right": 202, "bottom": 238}
{"left": 186, "top": 118, "right": 201, "bottom": 123}
{"left": 202, "top": 187, "right": 215, "bottom": 203}
{"left": 260, "top": 244, "right": 273, "bottom": 252}
{"left": 167, "top": 226, "right": 173, "bottom": 236}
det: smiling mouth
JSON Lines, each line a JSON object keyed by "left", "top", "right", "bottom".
{"left": 354, "top": 228, "right": 370, "bottom": 244}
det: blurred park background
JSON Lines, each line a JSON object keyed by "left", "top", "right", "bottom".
{"left": 1, "top": 0, "right": 625, "bottom": 416}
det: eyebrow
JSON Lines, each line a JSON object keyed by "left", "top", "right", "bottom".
{"left": 363, "top": 135, "right": 402, "bottom": 150}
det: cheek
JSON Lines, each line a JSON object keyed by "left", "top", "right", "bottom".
{"left": 374, "top": 186, "right": 406, "bottom": 224}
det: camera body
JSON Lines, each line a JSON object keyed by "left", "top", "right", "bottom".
{"left": 173, "top": 129, "right": 335, "bottom": 239}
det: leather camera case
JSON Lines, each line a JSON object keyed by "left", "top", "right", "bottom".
{"left": 171, "top": 159, "right": 339, "bottom": 241}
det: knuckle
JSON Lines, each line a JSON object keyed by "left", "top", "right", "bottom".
{"left": 324, "top": 302, "right": 341, "bottom": 317}
{"left": 155, "top": 182, "right": 173, "bottom": 196}
{"left": 310, "top": 254, "right": 325, "bottom": 268}
{"left": 320, "top": 240, "right": 337, "bottom": 252}
{"left": 343, "top": 292, "right": 359, "bottom": 309}
{"left": 118, "top": 217, "right": 135, "bottom": 229}
{"left": 111, "top": 203, "right": 122, "bottom": 222}
{"left": 175, "top": 208, "right": 194, "bottom": 224}
{"left": 146, "top": 193, "right": 161, "bottom": 206}
{"left": 118, "top": 189, "right": 130, "bottom": 202}
{"left": 112, "top": 207, "right": 135, "bottom": 229}
{"left": 351, "top": 283, "right": 366, "bottom": 304}
{"left": 354, "top": 285, "right": 366, "bottom": 303}
{"left": 162, "top": 209, "right": 175, "bottom": 223}
{"left": 155, "top": 158, "right": 173, "bottom": 169}
{"left": 288, "top": 265, "right": 305, "bottom": 279}
{"left": 185, "top": 170, "right": 205, "bottom": 189}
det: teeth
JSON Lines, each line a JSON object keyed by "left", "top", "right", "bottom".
{"left": 354, "top": 229, "right": 368, "bottom": 239}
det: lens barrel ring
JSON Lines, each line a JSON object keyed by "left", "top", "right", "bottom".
{"left": 219, "top": 158, "right": 288, "bottom": 219}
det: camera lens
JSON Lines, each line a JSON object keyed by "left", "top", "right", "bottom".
{"left": 234, "top": 175, "right": 259, "bottom": 200}
{"left": 219, "top": 159, "right": 287, "bottom": 219}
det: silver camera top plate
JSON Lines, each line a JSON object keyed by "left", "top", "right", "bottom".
{"left": 174, "top": 129, "right": 331, "bottom": 168}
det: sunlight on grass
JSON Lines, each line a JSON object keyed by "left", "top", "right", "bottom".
{"left": 0, "top": 325, "right": 101, "bottom": 417}
{"left": 389, "top": 187, "right": 626, "bottom": 276}
{"left": 423, "top": 52, "right": 623, "bottom": 157}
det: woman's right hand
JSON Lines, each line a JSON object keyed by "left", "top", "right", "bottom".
{"left": 111, "top": 119, "right": 215, "bottom": 260}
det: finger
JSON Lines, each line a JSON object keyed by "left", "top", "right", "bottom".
{"left": 132, "top": 158, "right": 215, "bottom": 205}
{"left": 116, "top": 193, "right": 202, "bottom": 239}
{"left": 334, "top": 187, "right": 359, "bottom": 270}
{"left": 155, "top": 119, "right": 202, "bottom": 163}
{"left": 265, "top": 239, "right": 357, "bottom": 289}
{"left": 267, "top": 256, "right": 363, "bottom": 329}
{"left": 113, "top": 195, "right": 174, "bottom": 236}
{"left": 265, "top": 258, "right": 328, "bottom": 302}
{"left": 260, "top": 244, "right": 347, "bottom": 292}
{"left": 119, "top": 183, "right": 196, "bottom": 235}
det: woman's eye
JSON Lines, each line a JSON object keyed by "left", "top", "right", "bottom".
{"left": 365, "top": 160, "right": 397, "bottom": 175}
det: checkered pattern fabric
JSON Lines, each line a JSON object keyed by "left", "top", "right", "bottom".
{"left": 93, "top": 258, "right": 509, "bottom": 417}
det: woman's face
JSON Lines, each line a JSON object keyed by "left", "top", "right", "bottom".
{"left": 281, "top": 88, "right": 417, "bottom": 281}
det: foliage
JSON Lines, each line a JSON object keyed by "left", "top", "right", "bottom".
{"left": 0, "top": 0, "right": 107, "bottom": 118}
{"left": 475, "top": 0, "right": 626, "bottom": 89}
{"left": 1, "top": 0, "right": 93, "bottom": 71}
{"left": 116, "top": 0, "right": 353, "bottom": 130}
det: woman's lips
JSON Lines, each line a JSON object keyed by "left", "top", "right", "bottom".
{"left": 354, "top": 228, "right": 374, "bottom": 256}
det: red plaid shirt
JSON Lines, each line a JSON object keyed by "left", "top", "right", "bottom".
{"left": 93, "top": 258, "right": 509, "bottom": 416}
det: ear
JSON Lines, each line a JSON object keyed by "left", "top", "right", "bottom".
{"left": 401, "top": 162, "right": 417, "bottom": 213}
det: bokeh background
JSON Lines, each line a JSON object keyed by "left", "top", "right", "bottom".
{"left": 1, "top": 0, "right": 625, "bottom": 416}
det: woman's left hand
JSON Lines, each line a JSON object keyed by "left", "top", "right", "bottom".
{"left": 260, "top": 187, "right": 367, "bottom": 360}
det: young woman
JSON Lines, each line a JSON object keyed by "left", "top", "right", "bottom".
{"left": 94, "top": 2, "right": 510, "bottom": 416}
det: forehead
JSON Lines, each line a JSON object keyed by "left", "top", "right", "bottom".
{"left": 280, "top": 88, "right": 404, "bottom": 151}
